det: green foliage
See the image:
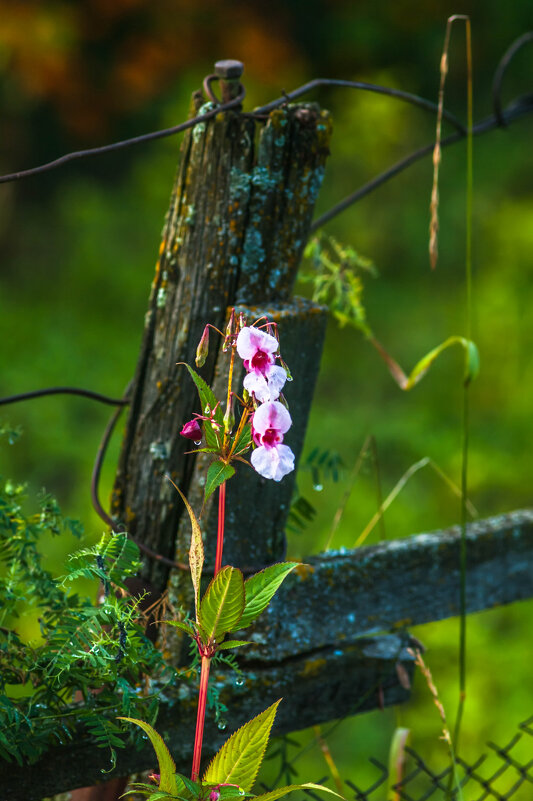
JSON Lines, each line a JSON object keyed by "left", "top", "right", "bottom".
{"left": 121, "top": 717, "right": 178, "bottom": 795}
{"left": 0, "top": 479, "right": 182, "bottom": 766}
{"left": 205, "top": 462, "right": 236, "bottom": 503}
{"left": 204, "top": 700, "right": 281, "bottom": 790}
{"left": 181, "top": 364, "right": 224, "bottom": 451}
{"left": 302, "top": 234, "right": 376, "bottom": 336}
{"left": 252, "top": 785, "right": 342, "bottom": 801}
{"left": 200, "top": 567, "right": 245, "bottom": 641}
{"left": 125, "top": 702, "right": 336, "bottom": 801}
{"left": 238, "top": 564, "right": 298, "bottom": 630}
{"left": 0, "top": 423, "right": 22, "bottom": 445}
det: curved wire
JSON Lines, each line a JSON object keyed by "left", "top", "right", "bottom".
{"left": 492, "top": 31, "right": 533, "bottom": 127}
{"left": 253, "top": 78, "right": 466, "bottom": 134}
{"left": 310, "top": 94, "right": 533, "bottom": 232}
{"left": 0, "top": 76, "right": 464, "bottom": 185}
{"left": 0, "top": 88, "right": 246, "bottom": 185}
{"left": 0, "top": 386, "right": 129, "bottom": 407}
{"left": 89, "top": 382, "right": 192, "bottom": 572}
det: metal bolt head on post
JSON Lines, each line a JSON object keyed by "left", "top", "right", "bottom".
{"left": 214, "top": 59, "right": 244, "bottom": 103}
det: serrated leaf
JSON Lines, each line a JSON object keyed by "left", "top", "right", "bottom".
{"left": 118, "top": 717, "right": 177, "bottom": 795}
{"left": 205, "top": 462, "right": 235, "bottom": 504}
{"left": 253, "top": 783, "right": 344, "bottom": 801}
{"left": 236, "top": 563, "right": 298, "bottom": 630}
{"left": 203, "top": 700, "right": 281, "bottom": 791}
{"left": 169, "top": 480, "right": 204, "bottom": 619}
{"left": 199, "top": 567, "right": 244, "bottom": 640}
{"left": 216, "top": 639, "right": 252, "bottom": 650}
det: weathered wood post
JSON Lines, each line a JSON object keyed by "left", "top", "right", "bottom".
{"left": 110, "top": 61, "right": 333, "bottom": 595}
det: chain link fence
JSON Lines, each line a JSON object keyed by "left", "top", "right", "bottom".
{"left": 258, "top": 716, "right": 533, "bottom": 801}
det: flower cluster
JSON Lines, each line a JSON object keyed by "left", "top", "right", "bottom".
{"left": 235, "top": 326, "right": 287, "bottom": 403}
{"left": 236, "top": 325, "right": 294, "bottom": 482}
{"left": 180, "top": 319, "right": 295, "bottom": 483}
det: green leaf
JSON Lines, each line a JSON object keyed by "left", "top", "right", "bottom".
{"left": 374, "top": 335, "right": 480, "bottom": 391}
{"left": 216, "top": 639, "right": 252, "bottom": 650}
{"left": 165, "top": 620, "right": 197, "bottom": 640}
{"left": 205, "top": 462, "right": 235, "bottom": 504}
{"left": 387, "top": 727, "right": 410, "bottom": 801}
{"left": 169, "top": 481, "right": 204, "bottom": 619}
{"left": 231, "top": 423, "right": 252, "bottom": 456}
{"left": 181, "top": 363, "right": 224, "bottom": 449}
{"left": 236, "top": 563, "right": 298, "bottom": 630}
{"left": 464, "top": 339, "right": 480, "bottom": 385}
{"left": 199, "top": 567, "right": 245, "bottom": 641}
{"left": 179, "top": 774, "right": 202, "bottom": 797}
{"left": 203, "top": 700, "right": 281, "bottom": 791}
{"left": 252, "top": 783, "right": 344, "bottom": 801}
{"left": 118, "top": 717, "right": 177, "bottom": 795}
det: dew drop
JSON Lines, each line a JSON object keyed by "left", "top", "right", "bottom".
{"left": 217, "top": 720, "right": 227, "bottom": 731}
{"left": 313, "top": 483, "right": 323, "bottom": 492}
{"left": 235, "top": 676, "right": 245, "bottom": 687}
{"left": 194, "top": 440, "right": 202, "bottom": 446}
{"left": 286, "top": 375, "right": 293, "bottom": 382}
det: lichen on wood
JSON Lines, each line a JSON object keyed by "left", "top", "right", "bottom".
{"left": 110, "top": 95, "right": 332, "bottom": 593}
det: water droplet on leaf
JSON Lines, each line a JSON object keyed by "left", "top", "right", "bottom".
{"left": 235, "top": 676, "right": 245, "bottom": 687}
{"left": 194, "top": 440, "right": 202, "bottom": 446}
{"left": 217, "top": 720, "right": 227, "bottom": 731}
{"left": 313, "top": 483, "right": 323, "bottom": 492}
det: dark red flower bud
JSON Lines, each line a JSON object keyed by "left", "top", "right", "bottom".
{"left": 180, "top": 419, "right": 202, "bottom": 442}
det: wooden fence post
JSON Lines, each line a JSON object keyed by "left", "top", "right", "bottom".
{"left": 110, "top": 65, "right": 333, "bottom": 598}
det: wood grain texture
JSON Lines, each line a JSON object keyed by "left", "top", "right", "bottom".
{"left": 244, "top": 509, "right": 533, "bottom": 662}
{"left": 110, "top": 101, "right": 332, "bottom": 592}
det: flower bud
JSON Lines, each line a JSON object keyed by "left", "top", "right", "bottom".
{"left": 195, "top": 326, "right": 210, "bottom": 367}
{"left": 223, "top": 403, "right": 235, "bottom": 434}
{"left": 209, "top": 791, "right": 220, "bottom": 801}
{"left": 223, "top": 308, "right": 236, "bottom": 352}
{"left": 180, "top": 419, "right": 202, "bottom": 442}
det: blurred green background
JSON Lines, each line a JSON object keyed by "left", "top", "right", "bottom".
{"left": 1, "top": 0, "right": 532, "bottom": 794}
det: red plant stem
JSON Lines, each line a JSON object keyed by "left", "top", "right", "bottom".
{"left": 214, "top": 480, "right": 226, "bottom": 576}
{"left": 191, "top": 654, "right": 211, "bottom": 781}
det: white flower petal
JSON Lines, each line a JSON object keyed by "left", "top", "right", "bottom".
{"left": 243, "top": 371, "right": 271, "bottom": 403}
{"left": 273, "top": 444, "right": 295, "bottom": 480}
{"left": 264, "top": 364, "right": 287, "bottom": 400}
{"left": 253, "top": 400, "right": 292, "bottom": 435}
{"left": 251, "top": 444, "right": 295, "bottom": 481}
{"left": 236, "top": 326, "right": 278, "bottom": 362}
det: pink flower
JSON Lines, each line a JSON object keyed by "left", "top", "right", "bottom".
{"left": 180, "top": 419, "right": 202, "bottom": 442}
{"left": 251, "top": 401, "right": 295, "bottom": 481}
{"left": 236, "top": 326, "right": 287, "bottom": 402}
